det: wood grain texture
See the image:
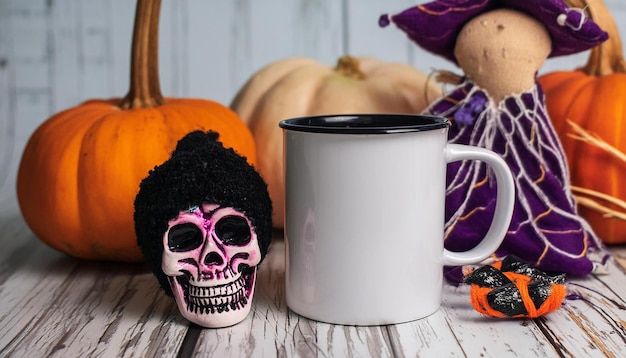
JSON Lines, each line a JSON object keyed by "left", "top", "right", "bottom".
{"left": 0, "top": 208, "right": 189, "bottom": 357}
{"left": 3, "top": 0, "right": 625, "bottom": 202}
{"left": 191, "top": 238, "right": 626, "bottom": 358}
{"left": 0, "top": 10, "right": 14, "bottom": 196}
{"left": 1, "top": 2, "right": 626, "bottom": 355}
{"left": 1, "top": 213, "right": 625, "bottom": 357}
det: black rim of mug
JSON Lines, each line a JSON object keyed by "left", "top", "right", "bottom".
{"left": 278, "top": 114, "right": 450, "bottom": 134}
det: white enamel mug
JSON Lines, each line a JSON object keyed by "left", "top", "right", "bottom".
{"left": 279, "top": 114, "right": 515, "bottom": 326}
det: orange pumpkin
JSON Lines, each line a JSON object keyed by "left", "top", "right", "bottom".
{"left": 538, "top": 0, "right": 626, "bottom": 244}
{"left": 231, "top": 56, "right": 442, "bottom": 227}
{"left": 16, "top": 0, "right": 255, "bottom": 261}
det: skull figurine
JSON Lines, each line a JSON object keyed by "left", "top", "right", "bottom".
{"left": 163, "top": 203, "right": 262, "bottom": 328}
{"left": 134, "top": 131, "right": 272, "bottom": 329}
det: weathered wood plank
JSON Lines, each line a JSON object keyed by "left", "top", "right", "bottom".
{"left": 47, "top": 0, "right": 132, "bottom": 108}
{"left": 195, "top": 0, "right": 346, "bottom": 105}
{"left": 609, "top": 245, "right": 626, "bottom": 272}
{"left": 47, "top": 0, "right": 83, "bottom": 110}
{"left": 1, "top": 200, "right": 626, "bottom": 357}
{"left": 529, "top": 272, "right": 626, "bottom": 358}
{"left": 190, "top": 235, "right": 626, "bottom": 357}
{"left": 392, "top": 278, "right": 561, "bottom": 357}
{"left": 2, "top": 0, "right": 52, "bottom": 199}
{"left": 0, "top": 210, "right": 190, "bottom": 357}
{"left": 0, "top": 0, "right": 15, "bottom": 195}
{"left": 192, "top": 235, "right": 626, "bottom": 357}
{"left": 73, "top": 0, "right": 116, "bottom": 100}
{"left": 193, "top": 238, "right": 396, "bottom": 357}
{"left": 3, "top": 0, "right": 626, "bottom": 202}
{"left": 385, "top": 311, "right": 467, "bottom": 357}
{"left": 2, "top": 1, "right": 626, "bottom": 356}
{"left": 158, "top": 0, "right": 188, "bottom": 98}
{"left": 345, "top": 0, "right": 412, "bottom": 61}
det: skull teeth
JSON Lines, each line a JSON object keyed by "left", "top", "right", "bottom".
{"left": 185, "top": 275, "right": 251, "bottom": 314}
{"left": 189, "top": 276, "right": 245, "bottom": 298}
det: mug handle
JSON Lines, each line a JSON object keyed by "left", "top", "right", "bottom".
{"left": 442, "top": 143, "right": 515, "bottom": 266}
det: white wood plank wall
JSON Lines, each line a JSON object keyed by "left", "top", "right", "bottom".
{"left": 1, "top": 0, "right": 625, "bottom": 204}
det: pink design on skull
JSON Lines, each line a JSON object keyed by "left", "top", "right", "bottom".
{"left": 162, "top": 202, "right": 261, "bottom": 328}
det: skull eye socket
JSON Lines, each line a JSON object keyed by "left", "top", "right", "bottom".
{"left": 168, "top": 223, "right": 203, "bottom": 252}
{"left": 215, "top": 215, "right": 251, "bottom": 246}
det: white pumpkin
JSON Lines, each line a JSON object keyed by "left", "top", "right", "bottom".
{"left": 231, "top": 55, "right": 442, "bottom": 227}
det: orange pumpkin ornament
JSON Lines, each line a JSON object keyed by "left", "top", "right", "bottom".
{"left": 538, "top": 0, "right": 626, "bottom": 244}
{"left": 231, "top": 56, "right": 442, "bottom": 227}
{"left": 16, "top": 0, "right": 255, "bottom": 261}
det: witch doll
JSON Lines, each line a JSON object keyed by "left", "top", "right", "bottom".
{"left": 380, "top": 0, "right": 611, "bottom": 280}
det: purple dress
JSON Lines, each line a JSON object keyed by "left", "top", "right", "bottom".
{"left": 424, "top": 80, "right": 610, "bottom": 280}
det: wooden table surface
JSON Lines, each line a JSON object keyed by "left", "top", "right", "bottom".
{"left": 1, "top": 200, "right": 625, "bottom": 358}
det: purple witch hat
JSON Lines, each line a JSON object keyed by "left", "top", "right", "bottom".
{"left": 379, "top": 0, "right": 608, "bottom": 64}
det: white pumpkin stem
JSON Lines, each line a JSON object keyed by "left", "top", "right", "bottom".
{"left": 431, "top": 69, "right": 463, "bottom": 86}
{"left": 334, "top": 56, "right": 366, "bottom": 80}
{"left": 119, "top": 0, "right": 165, "bottom": 109}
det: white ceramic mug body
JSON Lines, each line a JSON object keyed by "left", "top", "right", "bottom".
{"left": 280, "top": 114, "right": 514, "bottom": 325}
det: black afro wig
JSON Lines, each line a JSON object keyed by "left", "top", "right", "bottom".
{"left": 134, "top": 131, "right": 272, "bottom": 296}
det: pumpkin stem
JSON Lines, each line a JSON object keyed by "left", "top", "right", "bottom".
{"left": 567, "top": 0, "right": 626, "bottom": 76}
{"left": 119, "top": 0, "right": 165, "bottom": 109}
{"left": 432, "top": 69, "right": 464, "bottom": 86}
{"left": 334, "top": 56, "right": 366, "bottom": 80}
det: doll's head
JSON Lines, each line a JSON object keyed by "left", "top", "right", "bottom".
{"left": 134, "top": 131, "right": 272, "bottom": 328}
{"left": 453, "top": 8, "right": 552, "bottom": 101}
{"left": 380, "top": 0, "right": 608, "bottom": 101}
